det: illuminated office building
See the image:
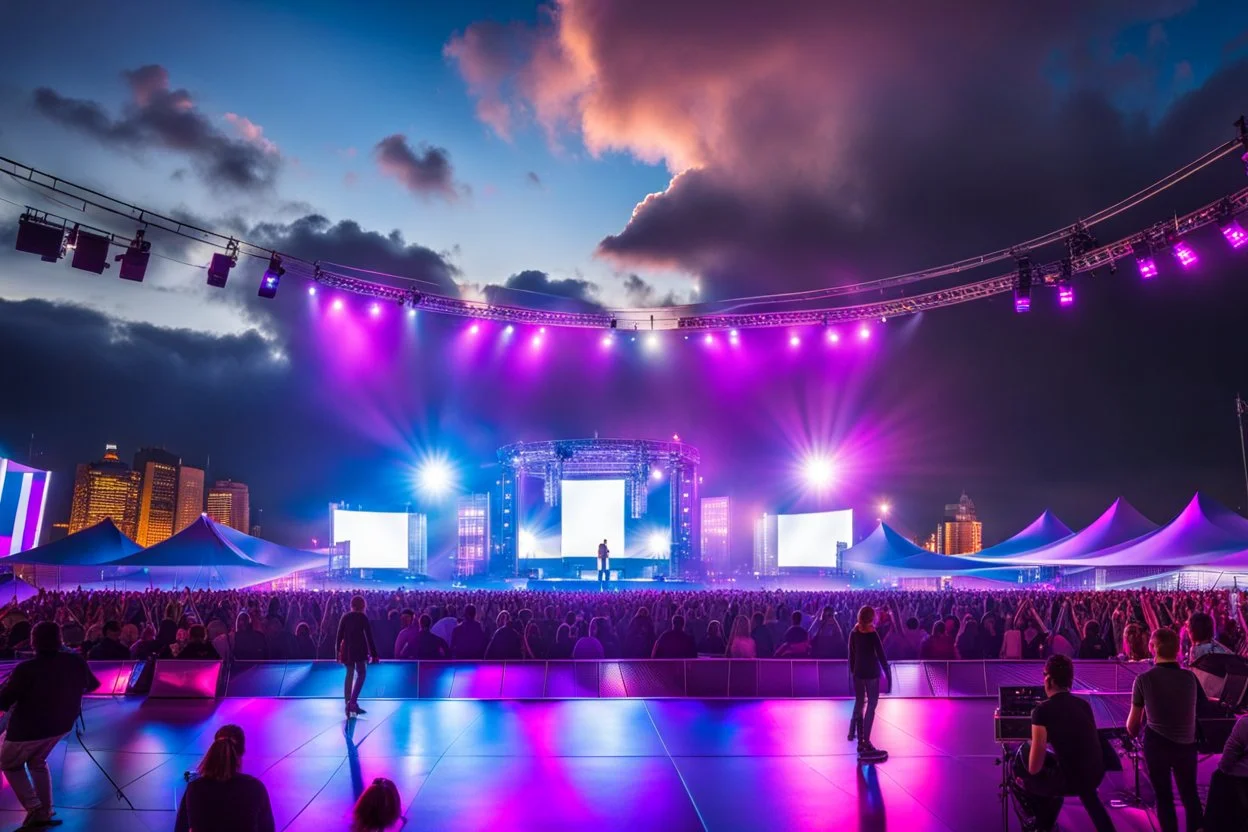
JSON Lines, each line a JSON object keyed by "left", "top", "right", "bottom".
{"left": 134, "top": 448, "right": 180, "bottom": 547}
{"left": 700, "top": 496, "right": 731, "bottom": 575}
{"left": 936, "top": 491, "right": 983, "bottom": 555}
{"left": 752, "top": 513, "right": 778, "bottom": 576}
{"left": 456, "top": 493, "right": 490, "bottom": 578}
{"left": 69, "top": 445, "right": 142, "bottom": 539}
{"left": 207, "top": 479, "right": 250, "bottom": 533}
{"left": 174, "top": 465, "right": 205, "bottom": 533}
{"left": 409, "top": 512, "right": 428, "bottom": 574}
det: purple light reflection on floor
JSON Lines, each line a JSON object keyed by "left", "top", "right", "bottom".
{"left": 0, "top": 697, "right": 1199, "bottom": 832}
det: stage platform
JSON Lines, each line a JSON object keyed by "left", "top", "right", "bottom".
{"left": 0, "top": 696, "right": 1209, "bottom": 832}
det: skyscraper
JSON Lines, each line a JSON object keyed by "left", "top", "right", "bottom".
{"left": 456, "top": 493, "right": 490, "bottom": 578}
{"left": 408, "top": 512, "right": 428, "bottom": 575}
{"left": 207, "top": 479, "right": 250, "bottom": 534}
{"left": 936, "top": 491, "right": 983, "bottom": 555}
{"left": 752, "top": 513, "right": 778, "bottom": 576}
{"left": 174, "top": 465, "right": 205, "bottom": 533}
{"left": 69, "top": 445, "right": 142, "bottom": 539}
{"left": 134, "top": 448, "right": 180, "bottom": 547}
{"left": 700, "top": 496, "right": 731, "bottom": 575}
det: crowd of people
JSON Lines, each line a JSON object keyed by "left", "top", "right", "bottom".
{"left": 2, "top": 586, "right": 1248, "bottom": 830}
{"left": 1, "top": 586, "right": 1246, "bottom": 667}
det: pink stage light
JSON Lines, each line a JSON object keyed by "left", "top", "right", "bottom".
{"left": 469, "top": 323, "right": 480, "bottom": 335}
{"left": 1058, "top": 285, "right": 1074, "bottom": 306}
{"left": 307, "top": 286, "right": 317, "bottom": 296}
{"left": 408, "top": 307, "right": 417, "bottom": 318}
{"left": 827, "top": 330, "right": 840, "bottom": 344}
{"left": 789, "top": 335, "right": 801, "bottom": 348}
{"left": 601, "top": 335, "right": 614, "bottom": 348}
{"left": 1172, "top": 241, "right": 1197, "bottom": 268}
{"left": 703, "top": 334, "right": 714, "bottom": 345}
{"left": 801, "top": 455, "right": 836, "bottom": 489}
{"left": 331, "top": 298, "right": 344, "bottom": 312}
{"left": 651, "top": 468, "right": 664, "bottom": 481}
{"left": 369, "top": 303, "right": 381, "bottom": 317}
{"left": 531, "top": 335, "right": 543, "bottom": 349}
{"left": 1220, "top": 217, "right": 1247, "bottom": 249}
{"left": 857, "top": 325, "right": 870, "bottom": 340}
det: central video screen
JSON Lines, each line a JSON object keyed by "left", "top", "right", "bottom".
{"left": 559, "top": 479, "right": 627, "bottom": 559}
{"left": 778, "top": 509, "right": 853, "bottom": 568}
{"left": 332, "top": 507, "right": 409, "bottom": 569}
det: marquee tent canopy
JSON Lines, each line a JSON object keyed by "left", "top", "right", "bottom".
{"left": 1036, "top": 493, "right": 1248, "bottom": 569}
{"left": 998, "top": 499, "right": 1159, "bottom": 565}
{"left": 971, "top": 510, "right": 1072, "bottom": 560}
{"left": 2, "top": 518, "right": 141, "bottom": 566}
{"left": 843, "top": 523, "right": 1021, "bottom": 577}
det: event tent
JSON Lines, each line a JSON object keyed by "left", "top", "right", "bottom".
{"left": 1037, "top": 493, "right": 1248, "bottom": 569}
{"left": 999, "top": 499, "right": 1159, "bottom": 565}
{"left": 971, "top": 510, "right": 1072, "bottom": 559}
{"left": 107, "top": 515, "right": 324, "bottom": 588}
{"left": 2, "top": 518, "right": 140, "bottom": 566}
{"left": 0, "top": 573, "right": 39, "bottom": 603}
{"left": 842, "top": 523, "right": 1019, "bottom": 577}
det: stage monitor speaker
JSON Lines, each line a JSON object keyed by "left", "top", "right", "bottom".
{"left": 1192, "top": 652, "right": 1248, "bottom": 711}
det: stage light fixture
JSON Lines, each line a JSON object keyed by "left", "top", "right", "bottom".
{"left": 407, "top": 307, "right": 417, "bottom": 318}
{"left": 789, "top": 334, "right": 801, "bottom": 348}
{"left": 1057, "top": 259, "right": 1074, "bottom": 307}
{"left": 207, "top": 242, "right": 238, "bottom": 288}
{"left": 857, "top": 325, "right": 870, "bottom": 340}
{"left": 503, "top": 324, "right": 514, "bottom": 335}
{"left": 416, "top": 456, "right": 455, "bottom": 498}
{"left": 601, "top": 334, "right": 614, "bottom": 348}
{"left": 1014, "top": 255, "right": 1032, "bottom": 312}
{"left": 332, "top": 298, "right": 344, "bottom": 312}
{"left": 531, "top": 334, "right": 543, "bottom": 349}
{"left": 258, "top": 254, "right": 284, "bottom": 299}
{"left": 1172, "top": 240, "right": 1197, "bottom": 268}
{"left": 827, "top": 329, "right": 841, "bottom": 343}
{"left": 70, "top": 230, "right": 112, "bottom": 274}
{"left": 115, "top": 229, "right": 151, "bottom": 281}
{"left": 15, "top": 214, "right": 67, "bottom": 262}
{"left": 1132, "top": 241, "right": 1158, "bottom": 279}
{"left": 370, "top": 303, "right": 381, "bottom": 317}
{"left": 801, "top": 455, "right": 836, "bottom": 490}
{"left": 469, "top": 323, "right": 480, "bottom": 335}
{"left": 703, "top": 333, "right": 714, "bottom": 345}
{"left": 307, "top": 285, "right": 317, "bottom": 296}
{"left": 651, "top": 469, "right": 664, "bottom": 481}
{"left": 648, "top": 532, "right": 670, "bottom": 556}
{"left": 645, "top": 333, "right": 660, "bottom": 351}
{"left": 610, "top": 318, "right": 618, "bottom": 329}
{"left": 1219, "top": 214, "right": 1247, "bottom": 249}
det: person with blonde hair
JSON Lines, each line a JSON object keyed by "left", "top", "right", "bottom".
{"left": 848, "top": 605, "right": 890, "bottom": 761}
{"left": 175, "top": 725, "right": 274, "bottom": 832}
{"left": 352, "top": 777, "right": 403, "bottom": 832}
{"left": 726, "top": 614, "right": 756, "bottom": 658}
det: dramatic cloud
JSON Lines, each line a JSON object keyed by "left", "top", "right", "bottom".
{"left": 619, "top": 273, "right": 681, "bottom": 308}
{"left": 249, "top": 214, "right": 461, "bottom": 295}
{"left": 374, "top": 134, "right": 460, "bottom": 201}
{"left": 31, "top": 65, "right": 281, "bottom": 191}
{"left": 482, "top": 269, "right": 601, "bottom": 311}
{"left": 448, "top": 2, "right": 1243, "bottom": 298}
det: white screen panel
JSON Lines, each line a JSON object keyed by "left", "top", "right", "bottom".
{"left": 778, "top": 509, "right": 853, "bottom": 567}
{"left": 334, "top": 508, "right": 409, "bottom": 569}
{"left": 560, "top": 480, "right": 626, "bottom": 560}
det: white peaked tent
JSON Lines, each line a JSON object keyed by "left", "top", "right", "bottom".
{"left": 971, "top": 510, "right": 1072, "bottom": 559}
{"left": 1000, "top": 499, "right": 1159, "bottom": 565}
{"left": 842, "top": 523, "right": 1021, "bottom": 578}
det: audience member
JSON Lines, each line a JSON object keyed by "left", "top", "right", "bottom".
{"left": 175, "top": 724, "right": 275, "bottom": 832}
{"left": 485, "top": 610, "right": 524, "bottom": 659}
{"left": 450, "top": 605, "right": 487, "bottom": 660}
{"left": 352, "top": 777, "right": 403, "bottom": 832}
{"left": 652, "top": 614, "right": 698, "bottom": 659}
{"left": 87, "top": 620, "right": 130, "bottom": 660}
{"left": 1205, "top": 712, "right": 1248, "bottom": 829}
{"left": 178, "top": 625, "right": 221, "bottom": 660}
{"left": 573, "top": 617, "right": 607, "bottom": 659}
{"left": 750, "top": 611, "right": 776, "bottom": 658}
{"left": 699, "top": 620, "right": 726, "bottom": 655}
{"left": 727, "top": 615, "right": 756, "bottom": 658}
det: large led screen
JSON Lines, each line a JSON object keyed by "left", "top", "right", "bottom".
{"left": 778, "top": 509, "right": 853, "bottom": 568}
{"left": 560, "top": 479, "right": 626, "bottom": 559}
{"left": 333, "top": 508, "right": 409, "bottom": 569}
{"left": 0, "top": 459, "right": 51, "bottom": 556}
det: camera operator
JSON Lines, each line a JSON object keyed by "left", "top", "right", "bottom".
{"left": 1126, "top": 627, "right": 1205, "bottom": 832}
{"left": 1018, "top": 654, "right": 1115, "bottom": 831}
{"left": 0, "top": 621, "right": 101, "bottom": 829}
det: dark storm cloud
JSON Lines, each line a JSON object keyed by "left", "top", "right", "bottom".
{"left": 482, "top": 269, "right": 602, "bottom": 311}
{"left": 248, "top": 214, "right": 461, "bottom": 295}
{"left": 373, "top": 135, "right": 460, "bottom": 201}
{"left": 619, "top": 273, "right": 680, "bottom": 308}
{"left": 448, "top": 2, "right": 1244, "bottom": 299}
{"left": 31, "top": 65, "right": 280, "bottom": 192}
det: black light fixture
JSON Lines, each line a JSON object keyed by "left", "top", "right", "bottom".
{"left": 15, "top": 213, "right": 65, "bottom": 262}
{"left": 258, "top": 253, "right": 284, "bottom": 299}
{"left": 71, "top": 230, "right": 112, "bottom": 274}
{"left": 207, "top": 241, "right": 239, "bottom": 288}
{"left": 1013, "top": 255, "right": 1032, "bottom": 313}
{"left": 116, "top": 229, "right": 151, "bottom": 282}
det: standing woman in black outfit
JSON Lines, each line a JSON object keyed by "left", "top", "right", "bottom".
{"left": 848, "top": 605, "right": 890, "bottom": 760}
{"left": 337, "top": 595, "right": 379, "bottom": 718}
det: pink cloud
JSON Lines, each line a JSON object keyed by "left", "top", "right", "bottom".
{"left": 224, "top": 113, "right": 278, "bottom": 154}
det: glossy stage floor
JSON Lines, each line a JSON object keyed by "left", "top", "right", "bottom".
{"left": 0, "top": 696, "right": 1210, "bottom": 832}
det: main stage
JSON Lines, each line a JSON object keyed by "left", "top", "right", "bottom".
{"left": 1, "top": 696, "right": 1207, "bottom": 831}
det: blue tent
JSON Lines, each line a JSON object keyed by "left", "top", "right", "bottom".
{"left": 843, "top": 523, "right": 1021, "bottom": 578}
{"left": 1000, "top": 499, "right": 1158, "bottom": 564}
{"left": 971, "top": 510, "right": 1072, "bottom": 560}
{"left": 2, "top": 518, "right": 140, "bottom": 566}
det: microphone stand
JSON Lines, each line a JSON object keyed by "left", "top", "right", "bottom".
{"left": 74, "top": 708, "right": 135, "bottom": 810}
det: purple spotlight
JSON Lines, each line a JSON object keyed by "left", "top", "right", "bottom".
{"left": 789, "top": 334, "right": 801, "bottom": 348}
{"left": 1172, "top": 241, "right": 1197, "bottom": 269}
{"left": 407, "top": 307, "right": 417, "bottom": 318}
{"left": 729, "top": 329, "right": 739, "bottom": 338}
{"left": 601, "top": 334, "right": 614, "bottom": 348}
{"left": 1220, "top": 217, "right": 1248, "bottom": 249}
{"left": 539, "top": 327, "right": 547, "bottom": 334}
{"left": 1136, "top": 257, "right": 1158, "bottom": 279}
{"left": 703, "top": 333, "right": 714, "bottom": 345}
{"left": 651, "top": 468, "right": 664, "bottom": 481}
{"left": 503, "top": 324, "right": 514, "bottom": 336}
{"left": 369, "top": 303, "right": 381, "bottom": 317}
{"left": 1014, "top": 295, "right": 1031, "bottom": 313}
{"left": 531, "top": 335, "right": 543, "bottom": 349}
{"left": 857, "top": 325, "right": 870, "bottom": 340}
{"left": 827, "top": 329, "right": 840, "bottom": 344}
{"left": 307, "top": 286, "right": 317, "bottom": 296}
{"left": 1058, "top": 285, "right": 1074, "bottom": 306}
{"left": 331, "top": 298, "right": 344, "bottom": 312}
{"left": 469, "top": 323, "right": 480, "bottom": 335}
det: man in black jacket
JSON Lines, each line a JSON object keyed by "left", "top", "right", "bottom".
{"left": 0, "top": 621, "right": 101, "bottom": 829}
{"left": 87, "top": 620, "right": 131, "bottom": 661}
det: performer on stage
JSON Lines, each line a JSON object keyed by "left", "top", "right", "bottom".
{"left": 336, "top": 595, "right": 379, "bottom": 719}
{"left": 597, "top": 539, "right": 610, "bottom": 587}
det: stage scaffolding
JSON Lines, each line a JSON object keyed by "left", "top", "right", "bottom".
{"left": 496, "top": 439, "right": 702, "bottom": 579}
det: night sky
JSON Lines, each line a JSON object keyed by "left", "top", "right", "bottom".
{"left": 2, "top": 1, "right": 1248, "bottom": 575}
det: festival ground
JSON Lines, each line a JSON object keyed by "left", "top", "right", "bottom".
{"left": 0, "top": 695, "right": 1209, "bottom": 832}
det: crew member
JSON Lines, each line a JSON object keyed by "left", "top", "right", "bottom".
{"left": 0, "top": 621, "right": 102, "bottom": 830}
{"left": 1020, "top": 654, "right": 1115, "bottom": 831}
{"left": 597, "top": 539, "right": 610, "bottom": 587}
{"left": 1126, "top": 627, "right": 1205, "bottom": 832}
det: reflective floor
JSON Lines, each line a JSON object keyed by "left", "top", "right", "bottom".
{"left": 0, "top": 697, "right": 1207, "bottom": 831}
